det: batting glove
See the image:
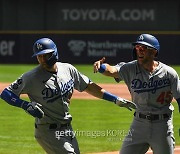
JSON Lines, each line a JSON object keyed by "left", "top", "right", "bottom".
{"left": 115, "top": 97, "right": 137, "bottom": 111}
{"left": 21, "top": 101, "right": 44, "bottom": 118}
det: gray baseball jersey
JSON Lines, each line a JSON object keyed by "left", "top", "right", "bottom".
{"left": 7, "top": 62, "right": 90, "bottom": 125}
{"left": 115, "top": 60, "right": 180, "bottom": 154}
{"left": 115, "top": 60, "right": 180, "bottom": 114}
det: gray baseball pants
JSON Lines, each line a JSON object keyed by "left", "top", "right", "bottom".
{"left": 120, "top": 114, "right": 175, "bottom": 154}
{"left": 34, "top": 123, "right": 80, "bottom": 154}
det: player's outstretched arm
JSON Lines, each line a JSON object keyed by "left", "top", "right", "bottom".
{"left": 0, "top": 88, "right": 44, "bottom": 118}
{"left": 85, "top": 82, "right": 136, "bottom": 111}
{"left": 93, "top": 57, "right": 119, "bottom": 78}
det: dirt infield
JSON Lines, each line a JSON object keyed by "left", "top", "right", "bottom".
{"left": 0, "top": 82, "right": 131, "bottom": 100}
{"left": 90, "top": 147, "right": 180, "bottom": 154}
{"left": 72, "top": 83, "right": 131, "bottom": 100}
{"left": 1, "top": 82, "right": 180, "bottom": 154}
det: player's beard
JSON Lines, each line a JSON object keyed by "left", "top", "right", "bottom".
{"left": 138, "top": 53, "right": 155, "bottom": 68}
{"left": 41, "top": 62, "right": 55, "bottom": 71}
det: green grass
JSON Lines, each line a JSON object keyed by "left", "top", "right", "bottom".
{"left": 0, "top": 64, "right": 116, "bottom": 83}
{"left": 0, "top": 64, "right": 180, "bottom": 83}
{"left": 1, "top": 64, "right": 180, "bottom": 153}
{"left": 0, "top": 64, "right": 36, "bottom": 82}
{"left": 0, "top": 99, "right": 45, "bottom": 154}
{"left": 70, "top": 99, "right": 132, "bottom": 153}
{"left": 0, "top": 98, "right": 180, "bottom": 154}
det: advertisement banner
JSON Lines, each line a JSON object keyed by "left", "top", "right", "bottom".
{"left": 0, "top": 33, "right": 179, "bottom": 65}
{"left": 1, "top": 1, "right": 179, "bottom": 31}
{"left": 46, "top": 1, "right": 179, "bottom": 30}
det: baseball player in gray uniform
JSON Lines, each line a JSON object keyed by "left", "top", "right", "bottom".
{"left": 94, "top": 34, "right": 180, "bottom": 154}
{"left": 0, "top": 38, "right": 136, "bottom": 154}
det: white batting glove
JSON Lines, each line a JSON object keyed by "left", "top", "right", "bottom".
{"left": 115, "top": 97, "right": 137, "bottom": 111}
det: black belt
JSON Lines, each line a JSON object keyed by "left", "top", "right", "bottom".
{"left": 134, "top": 112, "right": 169, "bottom": 121}
{"left": 35, "top": 123, "right": 70, "bottom": 129}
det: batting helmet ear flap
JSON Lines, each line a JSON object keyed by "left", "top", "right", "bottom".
{"left": 46, "top": 50, "right": 59, "bottom": 67}
{"left": 132, "top": 48, "right": 137, "bottom": 60}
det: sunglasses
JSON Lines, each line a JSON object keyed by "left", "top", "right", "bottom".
{"left": 135, "top": 44, "right": 154, "bottom": 50}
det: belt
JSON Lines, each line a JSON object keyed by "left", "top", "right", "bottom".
{"left": 134, "top": 112, "right": 169, "bottom": 121}
{"left": 35, "top": 123, "right": 70, "bottom": 129}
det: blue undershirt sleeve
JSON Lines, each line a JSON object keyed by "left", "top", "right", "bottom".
{"left": 0, "top": 88, "right": 24, "bottom": 108}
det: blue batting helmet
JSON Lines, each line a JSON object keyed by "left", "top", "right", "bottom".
{"left": 132, "top": 34, "right": 160, "bottom": 60}
{"left": 32, "top": 38, "right": 59, "bottom": 66}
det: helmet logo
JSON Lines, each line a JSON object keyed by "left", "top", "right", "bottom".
{"left": 36, "top": 43, "right": 43, "bottom": 50}
{"left": 139, "top": 35, "right": 144, "bottom": 41}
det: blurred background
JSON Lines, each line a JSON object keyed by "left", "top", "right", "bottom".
{"left": 0, "top": 0, "right": 180, "bottom": 65}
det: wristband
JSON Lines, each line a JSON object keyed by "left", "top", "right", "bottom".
{"left": 98, "top": 64, "right": 106, "bottom": 73}
{"left": 102, "top": 91, "right": 118, "bottom": 103}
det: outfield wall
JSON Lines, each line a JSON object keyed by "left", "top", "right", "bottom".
{"left": 0, "top": 0, "right": 180, "bottom": 31}
{"left": 0, "top": 0, "right": 180, "bottom": 64}
{"left": 0, "top": 32, "right": 180, "bottom": 65}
